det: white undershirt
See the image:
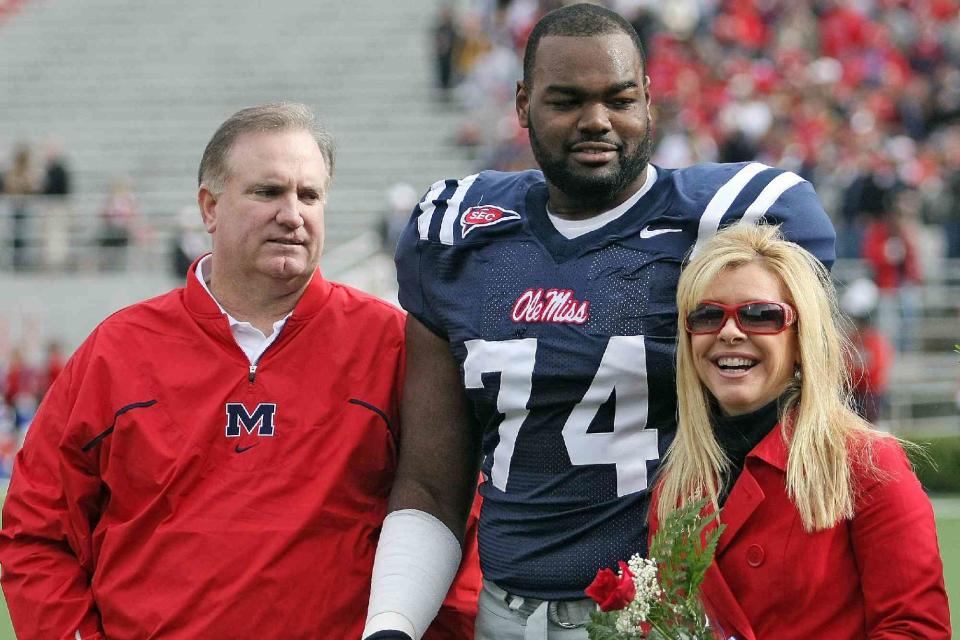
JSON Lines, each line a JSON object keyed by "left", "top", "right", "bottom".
{"left": 195, "top": 255, "right": 291, "bottom": 365}
{"left": 547, "top": 165, "right": 658, "bottom": 239}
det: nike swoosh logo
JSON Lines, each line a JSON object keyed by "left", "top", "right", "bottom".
{"left": 639, "top": 226, "right": 683, "bottom": 238}
{"left": 234, "top": 443, "right": 259, "bottom": 453}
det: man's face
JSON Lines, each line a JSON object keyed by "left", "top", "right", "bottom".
{"left": 517, "top": 33, "right": 653, "bottom": 208}
{"left": 199, "top": 129, "right": 327, "bottom": 283}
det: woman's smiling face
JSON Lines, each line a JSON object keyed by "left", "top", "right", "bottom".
{"left": 690, "top": 261, "right": 799, "bottom": 416}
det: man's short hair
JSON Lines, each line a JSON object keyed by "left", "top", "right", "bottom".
{"left": 522, "top": 3, "right": 646, "bottom": 87}
{"left": 198, "top": 102, "right": 335, "bottom": 194}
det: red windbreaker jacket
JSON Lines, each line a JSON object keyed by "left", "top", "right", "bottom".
{"left": 0, "top": 265, "right": 480, "bottom": 639}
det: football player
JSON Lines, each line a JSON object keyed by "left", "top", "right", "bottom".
{"left": 362, "top": 4, "right": 835, "bottom": 640}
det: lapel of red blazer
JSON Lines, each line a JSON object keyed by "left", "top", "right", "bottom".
{"left": 700, "top": 424, "right": 790, "bottom": 640}
{"left": 700, "top": 495, "right": 757, "bottom": 640}
{"left": 701, "top": 566, "right": 755, "bottom": 640}
{"left": 718, "top": 423, "right": 788, "bottom": 547}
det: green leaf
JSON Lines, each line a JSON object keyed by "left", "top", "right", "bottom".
{"left": 587, "top": 499, "right": 725, "bottom": 638}
{"left": 587, "top": 610, "right": 625, "bottom": 640}
{"left": 646, "top": 498, "right": 725, "bottom": 634}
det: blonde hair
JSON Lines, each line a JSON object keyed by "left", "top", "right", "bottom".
{"left": 657, "top": 223, "right": 883, "bottom": 532}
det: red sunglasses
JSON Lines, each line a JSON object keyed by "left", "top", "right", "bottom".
{"left": 685, "top": 300, "right": 797, "bottom": 335}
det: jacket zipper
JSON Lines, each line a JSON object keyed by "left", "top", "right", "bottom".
{"left": 246, "top": 320, "right": 290, "bottom": 384}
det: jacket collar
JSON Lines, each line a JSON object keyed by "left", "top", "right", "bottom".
{"left": 747, "top": 420, "right": 789, "bottom": 472}
{"left": 183, "top": 253, "right": 332, "bottom": 321}
{"left": 715, "top": 423, "right": 788, "bottom": 548}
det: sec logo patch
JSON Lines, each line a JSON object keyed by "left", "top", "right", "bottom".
{"left": 460, "top": 205, "right": 521, "bottom": 237}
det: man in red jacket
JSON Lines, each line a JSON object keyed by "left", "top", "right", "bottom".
{"left": 0, "top": 103, "right": 479, "bottom": 640}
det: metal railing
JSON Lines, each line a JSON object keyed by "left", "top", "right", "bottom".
{"left": 0, "top": 195, "right": 173, "bottom": 273}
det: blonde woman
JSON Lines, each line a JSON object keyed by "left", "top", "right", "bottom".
{"left": 651, "top": 224, "right": 950, "bottom": 639}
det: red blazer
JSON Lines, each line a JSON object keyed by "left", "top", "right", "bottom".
{"left": 651, "top": 425, "right": 950, "bottom": 640}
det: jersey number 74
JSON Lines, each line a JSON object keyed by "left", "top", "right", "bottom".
{"left": 463, "top": 335, "right": 660, "bottom": 497}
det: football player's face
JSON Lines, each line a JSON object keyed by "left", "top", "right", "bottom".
{"left": 200, "top": 129, "right": 327, "bottom": 282}
{"left": 690, "top": 262, "right": 800, "bottom": 417}
{"left": 517, "top": 33, "right": 653, "bottom": 208}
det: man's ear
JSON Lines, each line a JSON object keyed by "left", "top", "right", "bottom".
{"left": 198, "top": 186, "right": 219, "bottom": 234}
{"left": 516, "top": 81, "right": 530, "bottom": 129}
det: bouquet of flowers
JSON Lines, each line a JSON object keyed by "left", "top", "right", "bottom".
{"left": 584, "top": 498, "right": 725, "bottom": 640}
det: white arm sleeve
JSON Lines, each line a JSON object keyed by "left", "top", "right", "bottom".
{"left": 361, "top": 509, "right": 463, "bottom": 640}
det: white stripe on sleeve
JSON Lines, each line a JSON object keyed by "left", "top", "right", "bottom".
{"left": 417, "top": 179, "right": 450, "bottom": 241}
{"left": 690, "top": 162, "right": 769, "bottom": 259}
{"left": 439, "top": 173, "right": 479, "bottom": 245}
{"left": 738, "top": 171, "right": 805, "bottom": 226}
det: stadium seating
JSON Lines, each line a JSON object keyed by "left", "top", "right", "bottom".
{"left": 0, "top": 0, "right": 956, "bottom": 434}
{"left": 0, "top": 0, "right": 475, "bottom": 260}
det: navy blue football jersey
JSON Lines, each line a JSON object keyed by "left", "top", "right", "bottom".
{"left": 395, "top": 162, "right": 835, "bottom": 600}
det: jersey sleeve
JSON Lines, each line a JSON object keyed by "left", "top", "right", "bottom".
{"left": 395, "top": 212, "right": 441, "bottom": 338}
{"left": 0, "top": 334, "right": 107, "bottom": 640}
{"left": 682, "top": 163, "right": 836, "bottom": 272}
{"left": 762, "top": 178, "right": 837, "bottom": 271}
{"left": 395, "top": 180, "right": 450, "bottom": 339}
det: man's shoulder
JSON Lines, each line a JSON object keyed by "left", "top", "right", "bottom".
{"left": 664, "top": 161, "right": 807, "bottom": 195}
{"left": 654, "top": 161, "right": 834, "bottom": 266}
{"left": 58, "top": 287, "right": 184, "bottom": 376}
{"left": 661, "top": 161, "right": 827, "bottom": 226}
{"left": 98, "top": 287, "right": 184, "bottom": 332}
{"left": 419, "top": 168, "right": 544, "bottom": 216}
{"left": 327, "top": 281, "right": 405, "bottom": 323}
{"left": 407, "top": 169, "right": 543, "bottom": 248}
{"left": 315, "top": 282, "right": 406, "bottom": 354}
{"left": 424, "top": 169, "right": 543, "bottom": 201}
{"left": 74, "top": 288, "right": 188, "bottom": 357}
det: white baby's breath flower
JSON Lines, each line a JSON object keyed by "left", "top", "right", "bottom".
{"left": 613, "top": 553, "right": 662, "bottom": 636}
{"left": 587, "top": 497, "right": 722, "bottom": 640}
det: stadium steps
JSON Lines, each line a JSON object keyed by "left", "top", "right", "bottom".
{"left": 0, "top": 0, "right": 475, "bottom": 251}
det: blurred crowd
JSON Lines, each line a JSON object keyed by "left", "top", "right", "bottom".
{"left": 0, "top": 139, "right": 154, "bottom": 272}
{"left": 434, "top": 0, "right": 960, "bottom": 264}
{"left": 0, "top": 0, "right": 27, "bottom": 22}
{"left": 428, "top": 0, "right": 960, "bottom": 424}
{"left": 1, "top": 141, "right": 73, "bottom": 270}
{"left": 0, "top": 1, "right": 955, "bottom": 438}
{"left": 0, "top": 339, "right": 64, "bottom": 476}
{"left": 0, "top": 141, "right": 205, "bottom": 274}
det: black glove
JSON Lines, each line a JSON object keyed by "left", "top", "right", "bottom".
{"left": 363, "top": 632, "right": 413, "bottom": 640}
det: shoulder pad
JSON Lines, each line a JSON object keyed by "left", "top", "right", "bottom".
{"left": 414, "top": 170, "right": 542, "bottom": 245}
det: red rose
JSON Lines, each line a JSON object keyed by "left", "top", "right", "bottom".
{"left": 585, "top": 560, "right": 636, "bottom": 611}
